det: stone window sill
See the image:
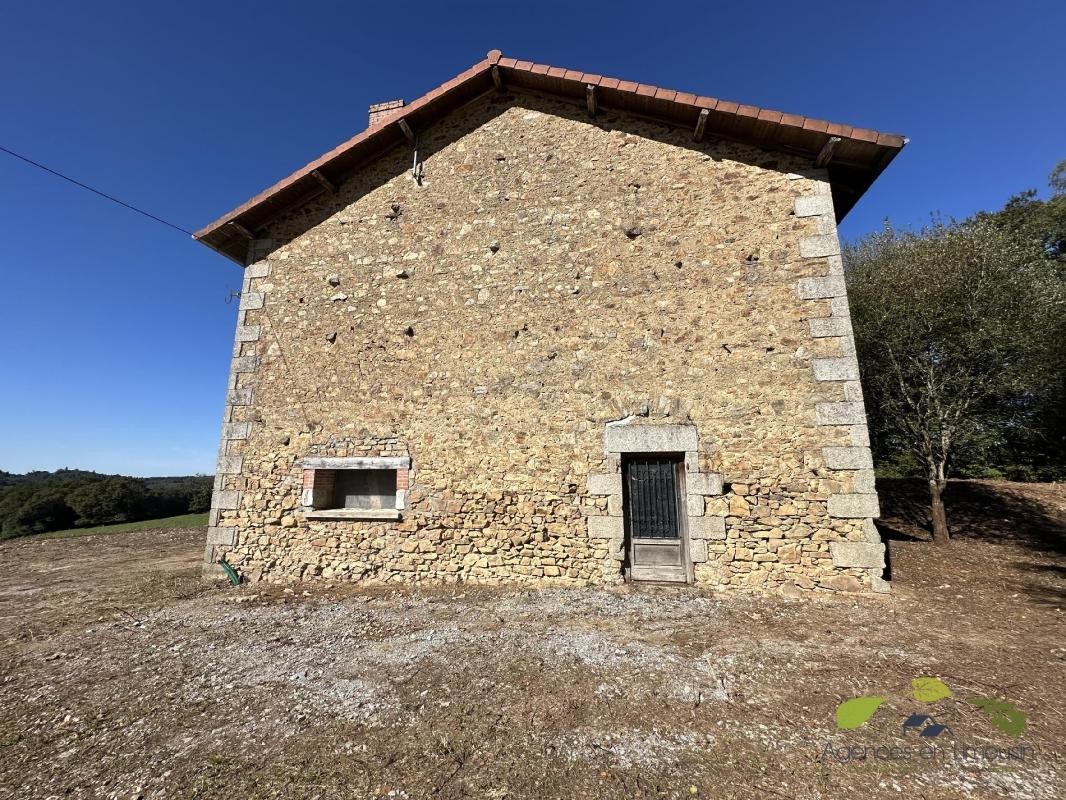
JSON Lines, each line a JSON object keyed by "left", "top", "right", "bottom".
{"left": 304, "top": 508, "right": 401, "bottom": 521}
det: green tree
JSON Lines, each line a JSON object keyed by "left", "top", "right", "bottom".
{"left": 0, "top": 486, "right": 76, "bottom": 536}
{"left": 846, "top": 218, "right": 1064, "bottom": 543}
{"left": 977, "top": 161, "right": 1066, "bottom": 267}
{"left": 186, "top": 480, "right": 213, "bottom": 513}
{"left": 1050, "top": 159, "right": 1066, "bottom": 198}
{"left": 67, "top": 477, "right": 147, "bottom": 526}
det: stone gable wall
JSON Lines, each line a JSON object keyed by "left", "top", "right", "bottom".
{"left": 204, "top": 91, "right": 886, "bottom": 593}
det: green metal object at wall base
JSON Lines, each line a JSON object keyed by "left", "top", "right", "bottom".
{"left": 218, "top": 559, "right": 240, "bottom": 586}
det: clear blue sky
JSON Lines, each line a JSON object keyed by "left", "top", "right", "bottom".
{"left": 1, "top": 1, "right": 1062, "bottom": 476}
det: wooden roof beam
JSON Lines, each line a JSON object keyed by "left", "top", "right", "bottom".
{"left": 397, "top": 118, "right": 416, "bottom": 144}
{"left": 227, "top": 221, "right": 255, "bottom": 240}
{"left": 693, "top": 109, "right": 709, "bottom": 142}
{"left": 815, "top": 136, "right": 842, "bottom": 168}
{"left": 585, "top": 84, "right": 597, "bottom": 118}
{"left": 311, "top": 169, "right": 338, "bottom": 194}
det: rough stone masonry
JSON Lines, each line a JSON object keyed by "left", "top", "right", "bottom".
{"left": 202, "top": 86, "right": 889, "bottom": 593}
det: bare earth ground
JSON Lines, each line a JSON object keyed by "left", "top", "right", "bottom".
{"left": 0, "top": 480, "right": 1063, "bottom": 799}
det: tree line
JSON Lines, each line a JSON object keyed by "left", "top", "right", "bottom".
{"left": 847, "top": 160, "right": 1066, "bottom": 542}
{"left": 0, "top": 469, "right": 212, "bottom": 538}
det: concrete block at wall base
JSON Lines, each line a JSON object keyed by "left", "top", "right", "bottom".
{"left": 686, "top": 472, "right": 723, "bottom": 495}
{"left": 689, "top": 516, "right": 726, "bottom": 540}
{"left": 827, "top": 494, "right": 881, "bottom": 518}
{"left": 823, "top": 446, "right": 874, "bottom": 470}
{"left": 586, "top": 473, "right": 622, "bottom": 495}
{"left": 202, "top": 562, "right": 227, "bottom": 579}
{"left": 605, "top": 423, "right": 697, "bottom": 453}
{"left": 689, "top": 539, "right": 708, "bottom": 563}
{"left": 587, "top": 516, "right": 624, "bottom": 539}
{"left": 871, "top": 575, "right": 891, "bottom": 593}
{"left": 830, "top": 541, "right": 885, "bottom": 570}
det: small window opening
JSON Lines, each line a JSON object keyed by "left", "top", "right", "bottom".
{"left": 301, "top": 457, "right": 410, "bottom": 520}
{"left": 331, "top": 469, "right": 396, "bottom": 510}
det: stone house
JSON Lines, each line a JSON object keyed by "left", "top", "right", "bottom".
{"left": 195, "top": 50, "right": 905, "bottom": 592}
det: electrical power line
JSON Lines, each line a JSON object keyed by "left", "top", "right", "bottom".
{"left": 0, "top": 143, "right": 194, "bottom": 236}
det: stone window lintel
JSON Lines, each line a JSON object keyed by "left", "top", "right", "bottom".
{"left": 304, "top": 508, "right": 402, "bottom": 521}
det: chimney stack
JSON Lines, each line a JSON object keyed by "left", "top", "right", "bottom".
{"left": 368, "top": 99, "right": 405, "bottom": 128}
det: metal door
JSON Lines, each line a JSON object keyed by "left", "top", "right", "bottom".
{"left": 623, "top": 456, "right": 689, "bottom": 583}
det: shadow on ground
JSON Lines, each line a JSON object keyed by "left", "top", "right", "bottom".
{"left": 877, "top": 478, "right": 1066, "bottom": 607}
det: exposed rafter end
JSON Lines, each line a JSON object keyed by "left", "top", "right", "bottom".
{"left": 815, "top": 136, "right": 842, "bottom": 168}
{"left": 227, "top": 221, "right": 255, "bottom": 240}
{"left": 692, "top": 109, "right": 709, "bottom": 142}
{"left": 311, "top": 169, "right": 338, "bottom": 194}
{"left": 397, "top": 118, "right": 416, "bottom": 144}
{"left": 585, "top": 84, "right": 597, "bottom": 118}
{"left": 491, "top": 65, "right": 504, "bottom": 91}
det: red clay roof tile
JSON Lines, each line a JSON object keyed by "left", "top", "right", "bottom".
{"left": 195, "top": 49, "right": 906, "bottom": 262}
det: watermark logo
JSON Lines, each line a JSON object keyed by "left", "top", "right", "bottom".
{"left": 901, "top": 713, "right": 952, "bottom": 738}
{"left": 822, "top": 676, "right": 1032, "bottom": 765}
{"left": 834, "top": 676, "right": 1026, "bottom": 737}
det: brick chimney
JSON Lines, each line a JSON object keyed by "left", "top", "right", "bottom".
{"left": 368, "top": 99, "right": 405, "bottom": 128}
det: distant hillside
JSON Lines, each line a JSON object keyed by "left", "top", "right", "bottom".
{"left": 0, "top": 469, "right": 213, "bottom": 539}
{"left": 0, "top": 468, "right": 102, "bottom": 487}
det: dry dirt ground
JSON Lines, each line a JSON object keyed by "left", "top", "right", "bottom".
{"left": 1, "top": 480, "right": 1063, "bottom": 799}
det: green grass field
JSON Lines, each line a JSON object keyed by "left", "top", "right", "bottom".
{"left": 40, "top": 512, "right": 209, "bottom": 540}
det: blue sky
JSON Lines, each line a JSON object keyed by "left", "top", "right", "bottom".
{"left": 1, "top": 1, "right": 1062, "bottom": 476}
